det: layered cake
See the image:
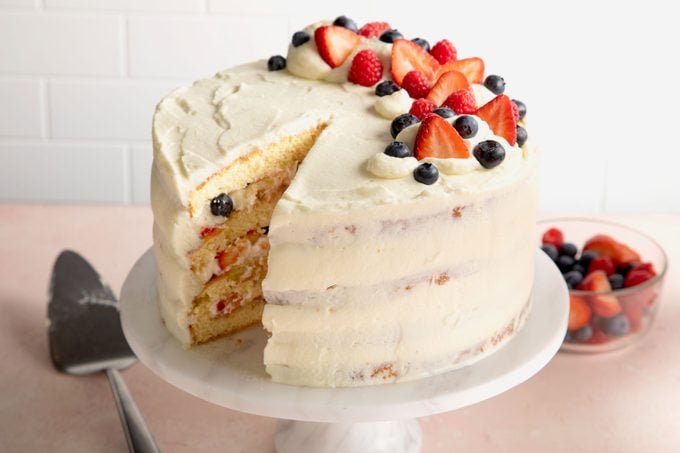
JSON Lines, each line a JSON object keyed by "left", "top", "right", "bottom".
{"left": 151, "top": 16, "right": 539, "bottom": 387}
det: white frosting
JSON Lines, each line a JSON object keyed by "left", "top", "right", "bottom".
{"left": 374, "top": 89, "right": 412, "bottom": 119}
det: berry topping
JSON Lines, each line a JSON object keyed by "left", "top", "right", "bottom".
{"left": 430, "top": 39, "right": 458, "bottom": 64}
{"left": 332, "top": 15, "right": 358, "bottom": 33}
{"left": 391, "top": 39, "right": 439, "bottom": 86}
{"left": 589, "top": 256, "right": 615, "bottom": 276}
{"left": 583, "top": 234, "right": 641, "bottom": 267}
{"left": 314, "top": 25, "right": 360, "bottom": 68}
{"left": 432, "top": 107, "right": 454, "bottom": 118}
{"left": 483, "top": 74, "right": 506, "bottom": 95}
{"left": 409, "top": 98, "right": 437, "bottom": 120}
{"left": 624, "top": 266, "right": 656, "bottom": 288}
{"left": 472, "top": 140, "right": 506, "bottom": 169}
{"left": 608, "top": 273, "right": 625, "bottom": 290}
{"left": 267, "top": 55, "right": 286, "bottom": 71}
{"left": 348, "top": 49, "right": 384, "bottom": 87}
{"left": 390, "top": 113, "right": 420, "bottom": 139}
{"left": 384, "top": 141, "right": 413, "bottom": 158}
{"left": 559, "top": 242, "right": 578, "bottom": 258}
{"left": 557, "top": 255, "right": 575, "bottom": 273}
{"left": 436, "top": 57, "right": 485, "bottom": 83}
{"left": 411, "top": 37, "right": 430, "bottom": 52}
{"left": 414, "top": 114, "right": 469, "bottom": 160}
{"left": 512, "top": 99, "right": 527, "bottom": 120}
{"left": 568, "top": 295, "right": 592, "bottom": 331}
{"left": 542, "top": 227, "right": 564, "bottom": 248}
{"left": 564, "top": 270, "right": 584, "bottom": 289}
{"left": 380, "top": 29, "right": 404, "bottom": 43}
{"left": 426, "top": 70, "right": 470, "bottom": 106}
{"left": 358, "top": 21, "right": 391, "bottom": 38}
{"left": 579, "top": 250, "right": 598, "bottom": 270}
{"left": 453, "top": 115, "right": 478, "bottom": 138}
{"left": 210, "top": 193, "right": 234, "bottom": 217}
{"left": 291, "top": 31, "right": 310, "bottom": 47}
{"left": 516, "top": 125, "right": 528, "bottom": 147}
{"left": 375, "top": 80, "right": 400, "bottom": 97}
{"left": 510, "top": 101, "right": 520, "bottom": 122}
{"left": 540, "top": 244, "right": 559, "bottom": 262}
{"left": 401, "top": 70, "right": 431, "bottom": 98}
{"left": 577, "top": 270, "right": 621, "bottom": 317}
{"left": 413, "top": 162, "right": 439, "bottom": 185}
{"left": 599, "top": 314, "right": 630, "bottom": 337}
{"left": 443, "top": 88, "right": 478, "bottom": 114}
{"left": 572, "top": 324, "right": 593, "bottom": 342}
{"left": 475, "top": 94, "right": 517, "bottom": 145}
{"left": 572, "top": 263, "right": 586, "bottom": 275}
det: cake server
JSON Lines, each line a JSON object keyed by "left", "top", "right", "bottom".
{"left": 48, "top": 250, "right": 160, "bottom": 453}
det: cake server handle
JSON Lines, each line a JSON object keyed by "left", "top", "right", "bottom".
{"left": 106, "top": 368, "right": 161, "bottom": 453}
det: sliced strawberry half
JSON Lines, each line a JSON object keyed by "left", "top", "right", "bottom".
{"left": 426, "top": 70, "right": 470, "bottom": 106}
{"left": 437, "top": 57, "right": 484, "bottom": 83}
{"left": 414, "top": 115, "right": 469, "bottom": 160}
{"left": 314, "top": 25, "right": 360, "bottom": 68}
{"left": 568, "top": 295, "right": 592, "bottom": 331}
{"left": 583, "top": 234, "right": 641, "bottom": 267}
{"left": 475, "top": 94, "right": 517, "bottom": 145}
{"left": 578, "top": 270, "right": 622, "bottom": 318}
{"left": 391, "top": 39, "right": 440, "bottom": 86}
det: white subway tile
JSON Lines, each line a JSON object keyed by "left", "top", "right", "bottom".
{"left": 130, "top": 144, "right": 152, "bottom": 204}
{"left": 0, "top": 0, "right": 35, "bottom": 7}
{"left": 0, "top": 79, "right": 42, "bottom": 137}
{"left": 0, "top": 143, "right": 126, "bottom": 202}
{"left": 0, "top": 12, "right": 121, "bottom": 76}
{"left": 44, "top": 0, "right": 203, "bottom": 13}
{"left": 49, "top": 79, "right": 182, "bottom": 140}
{"left": 128, "top": 15, "right": 288, "bottom": 78}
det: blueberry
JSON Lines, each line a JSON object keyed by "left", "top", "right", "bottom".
{"left": 559, "top": 242, "right": 578, "bottom": 258}
{"left": 375, "top": 80, "right": 400, "bottom": 97}
{"left": 609, "top": 273, "right": 625, "bottom": 290}
{"left": 332, "top": 15, "right": 358, "bottom": 32}
{"left": 453, "top": 115, "right": 478, "bottom": 138}
{"left": 616, "top": 263, "right": 636, "bottom": 277}
{"left": 572, "top": 324, "right": 593, "bottom": 342}
{"left": 512, "top": 99, "right": 527, "bottom": 120}
{"left": 390, "top": 113, "right": 419, "bottom": 138}
{"left": 484, "top": 75, "right": 506, "bottom": 95}
{"left": 557, "top": 255, "right": 575, "bottom": 273}
{"left": 411, "top": 37, "right": 430, "bottom": 52}
{"left": 433, "top": 107, "right": 454, "bottom": 118}
{"left": 383, "top": 141, "right": 412, "bottom": 158}
{"left": 262, "top": 225, "right": 270, "bottom": 235}
{"left": 413, "top": 163, "right": 439, "bottom": 185}
{"left": 600, "top": 314, "right": 630, "bottom": 337}
{"left": 473, "top": 140, "right": 506, "bottom": 169}
{"left": 291, "top": 31, "right": 310, "bottom": 47}
{"left": 572, "top": 263, "right": 586, "bottom": 275}
{"left": 579, "top": 250, "right": 598, "bottom": 270}
{"left": 380, "top": 29, "right": 404, "bottom": 43}
{"left": 267, "top": 55, "right": 286, "bottom": 71}
{"left": 516, "top": 125, "right": 528, "bottom": 147}
{"left": 563, "top": 270, "right": 584, "bottom": 289}
{"left": 210, "top": 193, "right": 234, "bottom": 217}
{"left": 540, "top": 244, "right": 558, "bottom": 262}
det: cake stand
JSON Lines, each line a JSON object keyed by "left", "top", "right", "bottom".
{"left": 120, "top": 249, "right": 568, "bottom": 453}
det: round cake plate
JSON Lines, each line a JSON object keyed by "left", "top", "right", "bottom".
{"left": 120, "top": 249, "right": 568, "bottom": 453}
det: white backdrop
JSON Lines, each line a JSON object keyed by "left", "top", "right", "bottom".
{"left": 1, "top": 0, "right": 679, "bottom": 212}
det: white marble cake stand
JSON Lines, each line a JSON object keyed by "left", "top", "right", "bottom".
{"left": 120, "top": 249, "right": 568, "bottom": 453}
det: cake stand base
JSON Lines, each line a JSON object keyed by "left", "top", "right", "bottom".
{"left": 275, "top": 419, "right": 421, "bottom": 453}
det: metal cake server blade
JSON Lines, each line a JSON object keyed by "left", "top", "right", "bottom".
{"left": 48, "top": 250, "right": 160, "bottom": 453}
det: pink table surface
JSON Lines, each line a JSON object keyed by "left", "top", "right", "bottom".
{"left": 1, "top": 204, "right": 679, "bottom": 453}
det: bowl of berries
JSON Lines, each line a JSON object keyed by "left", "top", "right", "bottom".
{"left": 538, "top": 218, "right": 667, "bottom": 352}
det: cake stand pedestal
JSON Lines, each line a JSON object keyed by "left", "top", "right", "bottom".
{"left": 120, "top": 250, "right": 568, "bottom": 453}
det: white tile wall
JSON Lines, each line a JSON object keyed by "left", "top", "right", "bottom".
{"left": 0, "top": 2, "right": 679, "bottom": 212}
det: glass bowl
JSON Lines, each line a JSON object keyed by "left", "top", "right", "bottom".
{"left": 537, "top": 217, "right": 668, "bottom": 353}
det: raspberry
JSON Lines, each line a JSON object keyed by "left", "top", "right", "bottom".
{"left": 510, "top": 101, "right": 520, "bottom": 122}
{"left": 358, "top": 22, "right": 391, "bottom": 38}
{"left": 348, "top": 49, "right": 383, "bottom": 87}
{"left": 409, "top": 98, "right": 436, "bottom": 120}
{"left": 401, "top": 70, "right": 430, "bottom": 98}
{"left": 443, "top": 88, "right": 477, "bottom": 114}
{"left": 542, "top": 227, "right": 564, "bottom": 248}
{"left": 430, "top": 39, "right": 458, "bottom": 64}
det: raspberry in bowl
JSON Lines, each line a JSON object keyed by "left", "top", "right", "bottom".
{"left": 538, "top": 218, "right": 668, "bottom": 352}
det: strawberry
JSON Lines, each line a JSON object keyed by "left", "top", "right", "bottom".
{"left": 443, "top": 88, "right": 477, "bottom": 114}
{"left": 568, "top": 295, "right": 592, "bottom": 331}
{"left": 437, "top": 57, "right": 484, "bottom": 83}
{"left": 583, "top": 234, "right": 641, "bottom": 267}
{"left": 409, "top": 98, "right": 437, "bottom": 120}
{"left": 430, "top": 39, "right": 458, "bottom": 64}
{"left": 578, "top": 270, "right": 622, "bottom": 318}
{"left": 426, "top": 70, "right": 469, "bottom": 106}
{"left": 542, "top": 227, "right": 564, "bottom": 248}
{"left": 414, "top": 114, "right": 470, "bottom": 160}
{"left": 624, "top": 268, "right": 656, "bottom": 288}
{"left": 632, "top": 262, "right": 657, "bottom": 275}
{"left": 587, "top": 327, "right": 610, "bottom": 345}
{"left": 348, "top": 49, "right": 383, "bottom": 86}
{"left": 391, "top": 39, "right": 440, "bottom": 86}
{"left": 475, "top": 94, "right": 517, "bottom": 145}
{"left": 315, "top": 25, "right": 360, "bottom": 68}
{"left": 588, "top": 256, "right": 615, "bottom": 276}
{"left": 216, "top": 249, "right": 240, "bottom": 270}
{"left": 401, "top": 70, "right": 431, "bottom": 98}
{"left": 200, "top": 227, "right": 219, "bottom": 239}
{"left": 358, "top": 21, "right": 391, "bottom": 38}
